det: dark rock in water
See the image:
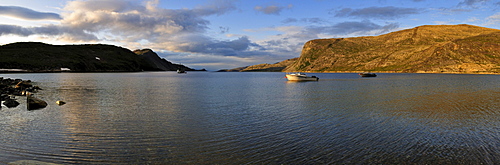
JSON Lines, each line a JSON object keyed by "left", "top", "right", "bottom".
{"left": 15, "top": 81, "right": 33, "bottom": 89}
{"left": 27, "top": 95, "right": 47, "bottom": 110}
{"left": 56, "top": 100, "right": 66, "bottom": 106}
{"left": 3, "top": 98, "right": 20, "bottom": 108}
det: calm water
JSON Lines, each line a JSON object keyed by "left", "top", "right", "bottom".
{"left": 1, "top": 72, "right": 500, "bottom": 164}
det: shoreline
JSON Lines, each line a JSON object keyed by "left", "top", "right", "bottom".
{"left": 281, "top": 70, "right": 500, "bottom": 75}
{"left": 1, "top": 70, "right": 498, "bottom": 75}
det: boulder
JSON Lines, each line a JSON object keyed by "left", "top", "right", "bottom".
{"left": 3, "top": 98, "right": 20, "bottom": 108}
{"left": 27, "top": 95, "right": 47, "bottom": 110}
{"left": 15, "top": 81, "right": 33, "bottom": 89}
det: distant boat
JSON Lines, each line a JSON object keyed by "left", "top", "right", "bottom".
{"left": 285, "top": 73, "right": 319, "bottom": 81}
{"left": 177, "top": 69, "right": 186, "bottom": 74}
{"left": 359, "top": 72, "right": 377, "bottom": 77}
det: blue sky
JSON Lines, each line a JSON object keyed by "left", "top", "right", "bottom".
{"left": 1, "top": 0, "right": 500, "bottom": 70}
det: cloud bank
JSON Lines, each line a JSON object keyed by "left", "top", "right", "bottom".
{"left": 334, "top": 6, "right": 422, "bottom": 20}
{"left": 0, "top": 6, "right": 61, "bottom": 20}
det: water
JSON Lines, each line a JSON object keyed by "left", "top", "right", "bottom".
{"left": 1, "top": 72, "right": 500, "bottom": 164}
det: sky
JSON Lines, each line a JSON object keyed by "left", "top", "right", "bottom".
{"left": 0, "top": 0, "right": 500, "bottom": 70}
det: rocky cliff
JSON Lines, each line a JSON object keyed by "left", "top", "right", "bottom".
{"left": 133, "top": 49, "right": 197, "bottom": 71}
{"left": 283, "top": 24, "right": 500, "bottom": 73}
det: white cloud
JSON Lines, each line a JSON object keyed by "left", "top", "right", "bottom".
{"left": 485, "top": 12, "right": 500, "bottom": 25}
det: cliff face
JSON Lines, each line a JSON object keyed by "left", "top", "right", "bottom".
{"left": 0, "top": 42, "right": 156, "bottom": 72}
{"left": 283, "top": 24, "right": 500, "bottom": 73}
{"left": 133, "top": 49, "right": 195, "bottom": 71}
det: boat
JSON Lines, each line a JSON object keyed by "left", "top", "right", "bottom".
{"left": 177, "top": 69, "right": 186, "bottom": 74}
{"left": 359, "top": 72, "right": 377, "bottom": 77}
{"left": 285, "top": 73, "right": 319, "bottom": 81}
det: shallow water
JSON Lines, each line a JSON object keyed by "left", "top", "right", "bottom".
{"left": 1, "top": 72, "right": 499, "bottom": 164}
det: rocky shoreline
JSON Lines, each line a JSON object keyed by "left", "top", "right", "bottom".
{"left": 0, "top": 77, "right": 48, "bottom": 110}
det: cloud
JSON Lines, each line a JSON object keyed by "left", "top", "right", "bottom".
{"left": 60, "top": 0, "right": 234, "bottom": 36}
{"left": 485, "top": 12, "right": 500, "bottom": 25}
{"left": 282, "top": 17, "right": 327, "bottom": 24}
{"left": 254, "top": 4, "right": 293, "bottom": 15}
{"left": 160, "top": 34, "right": 262, "bottom": 57}
{"left": 0, "top": 24, "right": 97, "bottom": 41}
{"left": 333, "top": 6, "right": 422, "bottom": 20}
{"left": 0, "top": 6, "right": 61, "bottom": 20}
{"left": 303, "top": 20, "right": 400, "bottom": 36}
{"left": 458, "top": 0, "right": 490, "bottom": 6}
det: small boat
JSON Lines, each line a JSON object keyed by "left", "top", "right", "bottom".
{"left": 285, "top": 73, "right": 319, "bottom": 81}
{"left": 177, "top": 69, "right": 186, "bottom": 74}
{"left": 359, "top": 72, "right": 377, "bottom": 77}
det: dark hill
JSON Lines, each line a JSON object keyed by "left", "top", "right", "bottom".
{"left": 0, "top": 42, "right": 197, "bottom": 72}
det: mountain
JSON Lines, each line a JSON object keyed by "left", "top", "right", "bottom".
{"left": 0, "top": 42, "right": 197, "bottom": 72}
{"left": 217, "top": 58, "right": 298, "bottom": 72}
{"left": 133, "top": 49, "right": 201, "bottom": 71}
{"left": 282, "top": 24, "right": 500, "bottom": 73}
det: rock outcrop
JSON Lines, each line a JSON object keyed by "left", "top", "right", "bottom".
{"left": 133, "top": 49, "right": 198, "bottom": 71}
{"left": 1, "top": 77, "right": 46, "bottom": 109}
{"left": 27, "top": 95, "right": 48, "bottom": 110}
{"left": 283, "top": 24, "right": 500, "bottom": 73}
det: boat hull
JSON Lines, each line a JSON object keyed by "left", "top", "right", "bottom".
{"left": 286, "top": 74, "right": 319, "bottom": 81}
{"left": 359, "top": 73, "right": 377, "bottom": 77}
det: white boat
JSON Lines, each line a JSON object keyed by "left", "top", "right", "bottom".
{"left": 285, "top": 73, "right": 319, "bottom": 81}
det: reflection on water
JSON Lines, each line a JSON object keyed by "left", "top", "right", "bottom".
{"left": 1, "top": 72, "right": 500, "bottom": 164}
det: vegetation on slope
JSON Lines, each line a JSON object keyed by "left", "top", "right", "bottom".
{"left": 283, "top": 24, "right": 500, "bottom": 73}
{"left": 0, "top": 42, "right": 164, "bottom": 72}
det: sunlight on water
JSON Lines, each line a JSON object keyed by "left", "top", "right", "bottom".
{"left": 1, "top": 72, "right": 500, "bottom": 164}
